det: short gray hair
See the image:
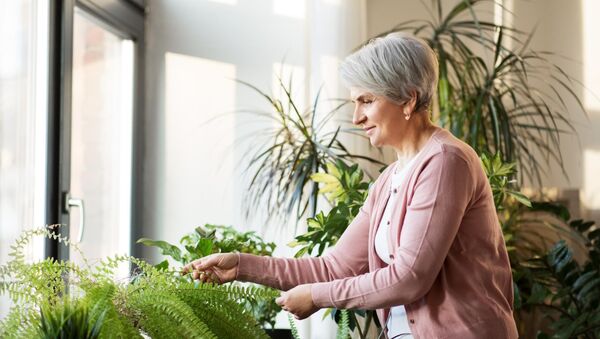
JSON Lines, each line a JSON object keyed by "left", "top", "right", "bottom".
{"left": 340, "top": 32, "right": 439, "bottom": 113}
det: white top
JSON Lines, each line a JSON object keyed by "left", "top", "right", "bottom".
{"left": 374, "top": 156, "right": 420, "bottom": 339}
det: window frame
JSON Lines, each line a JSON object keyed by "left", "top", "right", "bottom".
{"left": 46, "top": 0, "right": 145, "bottom": 260}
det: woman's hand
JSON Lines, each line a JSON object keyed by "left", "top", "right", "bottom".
{"left": 182, "top": 253, "right": 239, "bottom": 284}
{"left": 276, "top": 284, "right": 319, "bottom": 320}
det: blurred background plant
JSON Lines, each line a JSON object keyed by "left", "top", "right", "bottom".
{"left": 375, "top": 0, "right": 586, "bottom": 187}
{"left": 237, "top": 77, "right": 384, "bottom": 227}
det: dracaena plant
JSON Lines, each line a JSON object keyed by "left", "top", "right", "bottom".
{"left": 237, "top": 76, "right": 383, "bottom": 226}
{"left": 380, "top": 0, "right": 586, "bottom": 187}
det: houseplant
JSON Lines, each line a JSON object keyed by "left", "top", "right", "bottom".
{"left": 0, "top": 225, "right": 279, "bottom": 338}
{"left": 288, "top": 160, "right": 377, "bottom": 338}
{"left": 237, "top": 77, "right": 384, "bottom": 225}
{"left": 138, "top": 225, "right": 356, "bottom": 339}
{"left": 375, "top": 0, "right": 585, "bottom": 187}
{"left": 137, "top": 224, "right": 283, "bottom": 333}
{"left": 513, "top": 219, "right": 600, "bottom": 339}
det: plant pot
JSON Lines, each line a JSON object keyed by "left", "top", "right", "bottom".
{"left": 265, "top": 328, "right": 293, "bottom": 339}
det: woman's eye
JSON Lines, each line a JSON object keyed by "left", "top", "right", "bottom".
{"left": 363, "top": 100, "right": 373, "bottom": 104}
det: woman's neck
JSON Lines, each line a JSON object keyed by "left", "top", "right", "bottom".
{"left": 393, "top": 117, "right": 437, "bottom": 163}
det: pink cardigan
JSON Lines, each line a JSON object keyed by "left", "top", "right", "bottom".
{"left": 237, "top": 127, "right": 518, "bottom": 339}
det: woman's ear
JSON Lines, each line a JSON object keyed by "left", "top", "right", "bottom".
{"left": 403, "top": 91, "right": 418, "bottom": 115}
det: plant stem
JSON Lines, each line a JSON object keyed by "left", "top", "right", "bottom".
{"left": 362, "top": 311, "right": 373, "bottom": 339}
{"left": 529, "top": 302, "right": 574, "bottom": 321}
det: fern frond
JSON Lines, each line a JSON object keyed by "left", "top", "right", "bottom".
{"left": 288, "top": 313, "right": 301, "bottom": 339}
{"left": 78, "top": 285, "right": 141, "bottom": 339}
{"left": 183, "top": 282, "right": 280, "bottom": 303}
{"left": 179, "top": 290, "right": 269, "bottom": 339}
{"left": 128, "top": 287, "right": 216, "bottom": 339}
{"left": 336, "top": 309, "right": 350, "bottom": 339}
{"left": 0, "top": 305, "right": 39, "bottom": 338}
{"left": 174, "top": 282, "right": 271, "bottom": 338}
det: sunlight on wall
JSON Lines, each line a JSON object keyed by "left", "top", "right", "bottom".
{"left": 582, "top": 149, "right": 600, "bottom": 209}
{"left": 322, "top": 0, "right": 341, "bottom": 6}
{"left": 318, "top": 55, "right": 343, "bottom": 130}
{"left": 583, "top": 0, "right": 600, "bottom": 111}
{"left": 272, "top": 62, "right": 306, "bottom": 110}
{"left": 165, "top": 52, "right": 236, "bottom": 243}
{"left": 273, "top": 0, "right": 305, "bottom": 19}
{"left": 208, "top": 0, "right": 237, "bottom": 5}
{"left": 319, "top": 55, "right": 340, "bottom": 100}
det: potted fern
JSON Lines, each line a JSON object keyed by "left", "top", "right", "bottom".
{"left": 0, "top": 225, "right": 280, "bottom": 338}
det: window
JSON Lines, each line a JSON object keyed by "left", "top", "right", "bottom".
{"left": 0, "top": 0, "right": 49, "bottom": 316}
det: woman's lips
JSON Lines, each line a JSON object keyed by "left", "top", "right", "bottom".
{"left": 364, "top": 126, "right": 375, "bottom": 135}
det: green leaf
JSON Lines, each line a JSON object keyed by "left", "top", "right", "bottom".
{"left": 197, "top": 238, "right": 214, "bottom": 257}
{"left": 527, "top": 283, "right": 548, "bottom": 304}
{"left": 508, "top": 190, "right": 532, "bottom": 207}
{"left": 137, "top": 238, "right": 183, "bottom": 262}
{"left": 155, "top": 260, "right": 170, "bottom": 271}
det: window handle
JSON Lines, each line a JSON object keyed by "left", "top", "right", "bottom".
{"left": 65, "top": 194, "right": 85, "bottom": 243}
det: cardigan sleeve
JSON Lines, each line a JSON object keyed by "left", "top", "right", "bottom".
{"left": 310, "top": 150, "right": 474, "bottom": 309}
{"left": 235, "top": 181, "right": 378, "bottom": 291}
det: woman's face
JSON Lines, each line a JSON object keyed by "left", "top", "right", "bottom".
{"left": 350, "top": 87, "right": 407, "bottom": 147}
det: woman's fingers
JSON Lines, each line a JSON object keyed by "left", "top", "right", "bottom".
{"left": 182, "top": 253, "right": 238, "bottom": 283}
{"left": 182, "top": 254, "right": 218, "bottom": 275}
{"left": 184, "top": 265, "right": 222, "bottom": 284}
{"left": 276, "top": 295, "right": 288, "bottom": 312}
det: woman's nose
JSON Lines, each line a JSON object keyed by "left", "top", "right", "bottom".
{"left": 352, "top": 105, "right": 365, "bottom": 126}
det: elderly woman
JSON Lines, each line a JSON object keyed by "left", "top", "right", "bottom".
{"left": 184, "top": 33, "right": 518, "bottom": 339}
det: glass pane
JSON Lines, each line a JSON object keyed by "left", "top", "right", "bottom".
{"left": 69, "top": 9, "right": 134, "bottom": 275}
{"left": 0, "top": 0, "right": 49, "bottom": 316}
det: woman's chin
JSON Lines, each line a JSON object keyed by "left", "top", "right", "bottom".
{"left": 369, "top": 137, "right": 383, "bottom": 147}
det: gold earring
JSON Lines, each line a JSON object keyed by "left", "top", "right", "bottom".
{"left": 405, "top": 114, "right": 410, "bottom": 120}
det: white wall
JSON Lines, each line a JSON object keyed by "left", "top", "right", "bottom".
{"left": 142, "top": 0, "right": 366, "bottom": 336}
{"left": 143, "top": 0, "right": 305, "bottom": 250}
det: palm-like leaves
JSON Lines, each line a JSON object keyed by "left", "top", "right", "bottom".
{"left": 238, "top": 76, "right": 383, "bottom": 225}
{"left": 379, "top": 0, "right": 585, "bottom": 187}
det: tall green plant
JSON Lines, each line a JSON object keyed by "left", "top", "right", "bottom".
{"left": 380, "top": 0, "right": 585, "bottom": 186}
